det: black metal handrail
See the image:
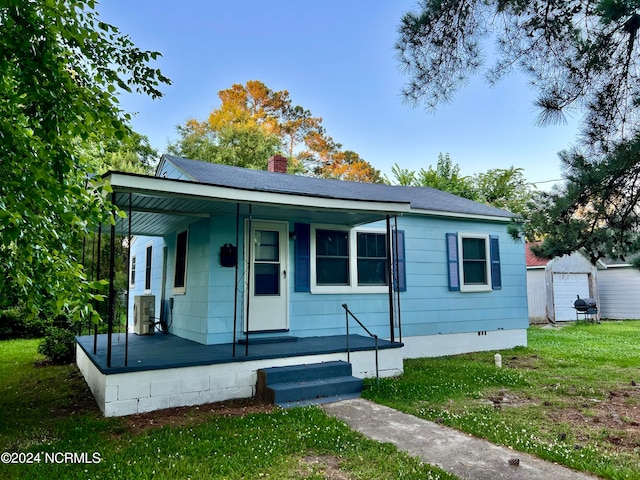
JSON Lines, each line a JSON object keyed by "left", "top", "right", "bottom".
{"left": 342, "top": 303, "right": 379, "bottom": 383}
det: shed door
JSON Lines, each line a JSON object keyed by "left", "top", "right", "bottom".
{"left": 553, "top": 273, "right": 590, "bottom": 321}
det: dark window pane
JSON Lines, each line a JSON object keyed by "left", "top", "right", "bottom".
{"left": 255, "top": 230, "right": 279, "bottom": 261}
{"left": 462, "top": 238, "right": 486, "bottom": 260}
{"left": 317, "top": 258, "right": 349, "bottom": 285}
{"left": 316, "top": 229, "right": 348, "bottom": 256}
{"left": 463, "top": 261, "right": 487, "bottom": 284}
{"left": 357, "top": 259, "right": 388, "bottom": 285}
{"left": 254, "top": 263, "right": 279, "bottom": 295}
{"left": 145, "top": 246, "right": 152, "bottom": 290}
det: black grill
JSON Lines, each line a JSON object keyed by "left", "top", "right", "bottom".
{"left": 574, "top": 296, "right": 597, "bottom": 313}
{"left": 574, "top": 295, "right": 598, "bottom": 322}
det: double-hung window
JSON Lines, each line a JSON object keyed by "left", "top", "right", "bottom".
{"left": 356, "top": 232, "right": 388, "bottom": 286}
{"left": 447, "top": 232, "right": 501, "bottom": 292}
{"left": 144, "top": 245, "right": 152, "bottom": 291}
{"left": 311, "top": 226, "right": 389, "bottom": 293}
{"left": 315, "top": 228, "right": 350, "bottom": 286}
{"left": 461, "top": 236, "right": 489, "bottom": 287}
{"left": 173, "top": 230, "right": 188, "bottom": 294}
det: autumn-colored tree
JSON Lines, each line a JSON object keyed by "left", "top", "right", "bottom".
{"left": 316, "top": 150, "right": 384, "bottom": 183}
{"left": 170, "top": 80, "right": 380, "bottom": 181}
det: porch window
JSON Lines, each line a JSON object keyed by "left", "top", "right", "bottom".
{"left": 315, "top": 228, "right": 350, "bottom": 286}
{"left": 310, "top": 226, "right": 392, "bottom": 294}
{"left": 357, "top": 232, "right": 388, "bottom": 285}
{"left": 130, "top": 256, "right": 136, "bottom": 287}
{"left": 174, "top": 230, "right": 188, "bottom": 293}
{"left": 145, "top": 245, "right": 152, "bottom": 291}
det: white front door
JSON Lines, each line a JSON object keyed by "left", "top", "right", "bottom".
{"left": 246, "top": 221, "right": 288, "bottom": 332}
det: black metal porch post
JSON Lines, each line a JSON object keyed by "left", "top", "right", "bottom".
{"left": 245, "top": 205, "right": 253, "bottom": 356}
{"left": 386, "top": 215, "right": 395, "bottom": 343}
{"left": 232, "top": 203, "right": 239, "bottom": 358}
{"left": 106, "top": 192, "right": 117, "bottom": 368}
{"left": 125, "top": 192, "right": 132, "bottom": 366}
{"left": 93, "top": 224, "right": 102, "bottom": 355}
{"left": 80, "top": 235, "right": 87, "bottom": 336}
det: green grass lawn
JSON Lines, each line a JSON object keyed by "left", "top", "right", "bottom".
{"left": 364, "top": 321, "right": 640, "bottom": 480}
{"left": 0, "top": 339, "right": 455, "bottom": 480}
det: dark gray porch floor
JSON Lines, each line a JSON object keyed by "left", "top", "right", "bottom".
{"left": 76, "top": 333, "right": 402, "bottom": 374}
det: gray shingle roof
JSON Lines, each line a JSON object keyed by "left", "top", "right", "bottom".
{"left": 161, "top": 155, "right": 514, "bottom": 219}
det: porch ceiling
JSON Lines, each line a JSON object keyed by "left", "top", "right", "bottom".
{"left": 104, "top": 172, "right": 410, "bottom": 237}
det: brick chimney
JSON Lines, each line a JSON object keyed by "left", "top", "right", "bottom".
{"left": 268, "top": 154, "right": 288, "bottom": 173}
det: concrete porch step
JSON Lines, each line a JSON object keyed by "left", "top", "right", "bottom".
{"left": 256, "top": 360, "right": 363, "bottom": 407}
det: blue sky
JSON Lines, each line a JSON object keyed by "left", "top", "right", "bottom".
{"left": 98, "top": 0, "right": 580, "bottom": 188}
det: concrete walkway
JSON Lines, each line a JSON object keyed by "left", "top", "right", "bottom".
{"left": 322, "top": 398, "right": 598, "bottom": 480}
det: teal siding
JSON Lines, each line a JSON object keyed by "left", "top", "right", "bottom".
{"left": 162, "top": 218, "right": 210, "bottom": 344}
{"left": 127, "top": 235, "right": 166, "bottom": 330}
{"left": 129, "top": 211, "right": 528, "bottom": 345}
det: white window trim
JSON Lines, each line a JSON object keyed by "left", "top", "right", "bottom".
{"left": 458, "top": 232, "right": 492, "bottom": 292}
{"left": 172, "top": 229, "right": 188, "bottom": 295}
{"left": 310, "top": 225, "right": 389, "bottom": 294}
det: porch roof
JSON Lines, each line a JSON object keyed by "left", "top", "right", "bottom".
{"left": 103, "top": 171, "right": 411, "bottom": 237}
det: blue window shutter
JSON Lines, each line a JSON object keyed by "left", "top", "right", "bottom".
{"left": 490, "top": 235, "right": 502, "bottom": 290}
{"left": 446, "top": 233, "right": 460, "bottom": 291}
{"left": 294, "top": 223, "right": 310, "bottom": 292}
{"left": 392, "top": 230, "right": 406, "bottom": 292}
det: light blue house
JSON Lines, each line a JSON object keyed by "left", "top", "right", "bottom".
{"left": 77, "top": 154, "right": 528, "bottom": 416}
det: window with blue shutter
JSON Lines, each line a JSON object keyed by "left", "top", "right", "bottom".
{"left": 448, "top": 232, "right": 501, "bottom": 292}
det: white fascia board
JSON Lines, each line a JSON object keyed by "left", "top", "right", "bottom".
{"left": 106, "top": 173, "right": 411, "bottom": 215}
{"left": 409, "top": 207, "right": 514, "bottom": 223}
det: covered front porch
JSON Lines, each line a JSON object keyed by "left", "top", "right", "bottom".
{"left": 76, "top": 333, "right": 404, "bottom": 417}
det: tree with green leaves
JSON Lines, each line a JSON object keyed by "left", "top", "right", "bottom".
{"left": 396, "top": 0, "right": 640, "bottom": 263}
{"left": 473, "top": 167, "right": 534, "bottom": 217}
{"left": 0, "top": 1, "right": 170, "bottom": 322}
{"left": 416, "top": 153, "right": 477, "bottom": 200}
{"left": 387, "top": 154, "right": 535, "bottom": 216}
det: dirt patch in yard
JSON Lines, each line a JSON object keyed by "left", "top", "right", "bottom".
{"left": 121, "top": 398, "right": 276, "bottom": 435}
{"left": 547, "top": 386, "right": 640, "bottom": 452}
{"left": 297, "top": 455, "right": 351, "bottom": 480}
{"left": 504, "top": 354, "right": 541, "bottom": 370}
